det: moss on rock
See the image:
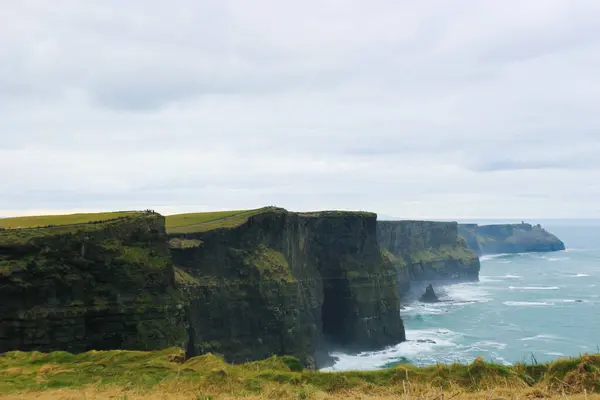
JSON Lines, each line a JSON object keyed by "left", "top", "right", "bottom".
{"left": 0, "top": 213, "right": 188, "bottom": 354}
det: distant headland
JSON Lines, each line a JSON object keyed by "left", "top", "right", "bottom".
{"left": 458, "top": 222, "right": 565, "bottom": 255}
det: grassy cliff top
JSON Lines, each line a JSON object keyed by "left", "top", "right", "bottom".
{"left": 166, "top": 207, "right": 378, "bottom": 234}
{"left": 0, "top": 211, "right": 155, "bottom": 246}
{"left": 0, "top": 211, "right": 142, "bottom": 230}
{"left": 166, "top": 207, "right": 283, "bottom": 234}
{"left": 1, "top": 348, "right": 598, "bottom": 399}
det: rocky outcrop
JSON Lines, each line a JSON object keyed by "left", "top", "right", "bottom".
{"left": 419, "top": 284, "right": 439, "bottom": 303}
{"left": 378, "top": 221, "right": 480, "bottom": 298}
{"left": 170, "top": 209, "right": 404, "bottom": 368}
{"left": 458, "top": 223, "right": 565, "bottom": 255}
{"left": 0, "top": 213, "right": 188, "bottom": 354}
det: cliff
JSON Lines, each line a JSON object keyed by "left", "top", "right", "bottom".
{"left": 168, "top": 208, "right": 404, "bottom": 368}
{"left": 377, "top": 221, "right": 480, "bottom": 297}
{"left": 3, "top": 207, "right": 488, "bottom": 369}
{"left": 0, "top": 212, "right": 188, "bottom": 354}
{"left": 458, "top": 223, "right": 566, "bottom": 255}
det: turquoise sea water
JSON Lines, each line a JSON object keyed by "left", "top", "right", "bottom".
{"left": 322, "top": 222, "right": 600, "bottom": 371}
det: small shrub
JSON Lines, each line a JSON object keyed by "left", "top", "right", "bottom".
{"left": 281, "top": 356, "right": 304, "bottom": 372}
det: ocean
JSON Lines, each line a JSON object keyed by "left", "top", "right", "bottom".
{"left": 322, "top": 221, "right": 600, "bottom": 371}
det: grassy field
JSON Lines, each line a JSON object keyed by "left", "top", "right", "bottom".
{"left": 166, "top": 207, "right": 279, "bottom": 234}
{"left": 0, "top": 211, "right": 141, "bottom": 230}
{"left": 1, "top": 348, "right": 598, "bottom": 399}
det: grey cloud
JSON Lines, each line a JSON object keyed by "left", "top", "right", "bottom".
{"left": 2, "top": 0, "right": 600, "bottom": 218}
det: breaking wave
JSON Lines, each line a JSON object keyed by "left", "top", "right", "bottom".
{"left": 509, "top": 286, "right": 560, "bottom": 290}
{"left": 503, "top": 301, "right": 554, "bottom": 306}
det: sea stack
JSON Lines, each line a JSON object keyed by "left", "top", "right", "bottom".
{"left": 419, "top": 284, "right": 440, "bottom": 303}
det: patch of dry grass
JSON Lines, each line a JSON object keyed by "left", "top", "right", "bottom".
{"left": 2, "top": 383, "right": 600, "bottom": 399}
{"left": 1, "top": 349, "right": 598, "bottom": 400}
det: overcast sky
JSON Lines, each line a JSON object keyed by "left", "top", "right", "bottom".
{"left": 2, "top": 1, "right": 600, "bottom": 219}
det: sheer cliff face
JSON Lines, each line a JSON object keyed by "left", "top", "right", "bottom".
{"left": 0, "top": 214, "right": 188, "bottom": 354}
{"left": 458, "top": 223, "right": 566, "bottom": 255}
{"left": 170, "top": 210, "right": 405, "bottom": 368}
{"left": 458, "top": 224, "right": 482, "bottom": 255}
{"left": 377, "top": 221, "right": 480, "bottom": 297}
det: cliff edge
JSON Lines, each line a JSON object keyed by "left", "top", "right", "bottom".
{"left": 458, "top": 223, "right": 566, "bottom": 255}
{"left": 168, "top": 208, "right": 404, "bottom": 368}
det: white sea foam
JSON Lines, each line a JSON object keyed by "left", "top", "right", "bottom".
{"left": 320, "top": 329, "right": 460, "bottom": 371}
{"left": 546, "top": 257, "right": 570, "bottom": 262}
{"left": 519, "top": 334, "right": 561, "bottom": 341}
{"left": 480, "top": 255, "right": 499, "bottom": 262}
{"left": 564, "top": 248, "right": 596, "bottom": 253}
{"left": 321, "top": 328, "right": 515, "bottom": 371}
{"left": 445, "top": 283, "right": 492, "bottom": 303}
{"left": 480, "top": 276, "right": 502, "bottom": 283}
{"left": 568, "top": 273, "right": 590, "bottom": 277}
{"left": 480, "top": 253, "right": 513, "bottom": 262}
{"left": 401, "top": 303, "right": 446, "bottom": 316}
{"left": 503, "top": 301, "right": 554, "bottom": 306}
{"left": 469, "top": 341, "right": 508, "bottom": 350}
{"left": 484, "top": 274, "right": 521, "bottom": 279}
{"left": 509, "top": 286, "right": 560, "bottom": 290}
{"left": 546, "top": 352, "right": 565, "bottom": 356}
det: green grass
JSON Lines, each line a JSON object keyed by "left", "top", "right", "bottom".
{"left": 409, "top": 245, "right": 477, "bottom": 265}
{"left": 244, "top": 245, "right": 296, "bottom": 283}
{"left": 0, "top": 212, "right": 157, "bottom": 246}
{"left": 166, "top": 207, "right": 281, "bottom": 234}
{"left": 0, "top": 211, "right": 141, "bottom": 230}
{"left": 173, "top": 267, "right": 202, "bottom": 286}
{"left": 0, "top": 211, "right": 158, "bottom": 248}
{"left": 1, "top": 348, "right": 598, "bottom": 398}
